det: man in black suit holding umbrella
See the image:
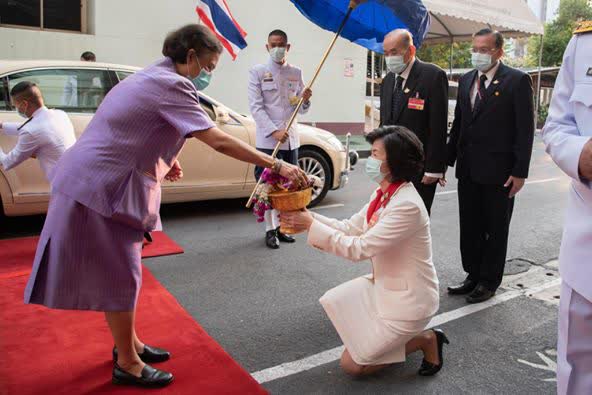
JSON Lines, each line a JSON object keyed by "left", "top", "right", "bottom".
{"left": 447, "top": 29, "right": 535, "bottom": 303}
{"left": 379, "top": 29, "right": 449, "bottom": 215}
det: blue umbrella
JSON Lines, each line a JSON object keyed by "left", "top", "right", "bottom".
{"left": 290, "top": 0, "right": 431, "bottom": 52}
{"left": 247, "top": 0, "right": 430, "bottom": 208}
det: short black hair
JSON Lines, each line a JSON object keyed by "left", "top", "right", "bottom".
{"left": 162, "top": 24, "right": 223, "bottom": 63}
{"left": 474, "top": 28, "right": 504, "bottom": 49}
{"left": 80, "top": 51, "right": 96, "bottom": 61}
{"left": 10, "top": 81, "right": 37, "bottom": 98}
{"left": 268, "top": 29, "right": 288, "bottom": 42}
{"left": 365, "top": 125, "right": 424, "bottom": 182}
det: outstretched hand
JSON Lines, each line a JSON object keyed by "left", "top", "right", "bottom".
{"left": 279, "top": 162, "right": 309, "bottom": 187}
{"left": 279, "top": 209, "right": 314, "bottom": 233}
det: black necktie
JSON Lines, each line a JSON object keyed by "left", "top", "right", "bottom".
{"left": 473, "top": 74, "right": 488, "bottom": 114}
{"left": 391, "top": 76, "right": 405, "bottom": 122}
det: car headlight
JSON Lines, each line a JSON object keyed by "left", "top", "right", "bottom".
{"left": 324, "top": 135, "right": 345, "bottom": 152}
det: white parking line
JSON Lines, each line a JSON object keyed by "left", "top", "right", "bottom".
{"left": 435, "top": 177, "right": 561, "bottom": 197}
{"left": 250, "top": 277, "right": 561, "bottom": 384}
{"left": 310, "top": 203, "right": 345, "bottom": 211}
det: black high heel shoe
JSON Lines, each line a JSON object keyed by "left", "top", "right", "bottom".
{"left": 418, "top": 328, "right": 449, "bottom": 376}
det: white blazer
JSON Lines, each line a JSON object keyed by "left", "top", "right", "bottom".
{"left": 542, "top": 34, "right": 592, "bottom": 302}
{"left": 308, "top": 183, "right": 440, "bottom": 321}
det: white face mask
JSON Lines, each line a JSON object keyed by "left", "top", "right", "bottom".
{"left": 269, "top": 47, "right": 287, "bottom": 63}
{"left": 471, "top": 52, "right": 494, "bottom": 72}
{"left": 385, "top": 55, "right": 408, "bottom": 75}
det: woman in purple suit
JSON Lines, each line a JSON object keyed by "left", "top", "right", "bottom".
{"left": 23, "top": 25, "right": 307, "bottom": 388}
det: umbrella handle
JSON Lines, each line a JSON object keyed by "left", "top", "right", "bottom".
{"left": 246, "top": 5, "right": 357, "bottom": 208}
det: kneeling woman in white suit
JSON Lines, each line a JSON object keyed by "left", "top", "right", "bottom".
{"left": 281, "top": 125, "right": 448, "bottom": 377}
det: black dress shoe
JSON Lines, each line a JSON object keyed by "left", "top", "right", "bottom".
{"left": 113, "top": 345, "right": 171, "bottom": 363}
{"left": 143, "top": 232, "right": 153, "bottom": 243}
{"left": 276, "top": 227, "right": 296, "bottom": 243}
{"left": 466, "top": 284, "right": 496, "bottom": 304}
{"left": 112, "top": 363, "right": 173, "bottom": 387}
{"left": 447, "top": 278, "right": 477, "bottom": 295}
{"left": 266, "top": 230, "right": 280, "bottom": 249}
{"left": 418, "top": 329, "right": 450, "bottom": 376}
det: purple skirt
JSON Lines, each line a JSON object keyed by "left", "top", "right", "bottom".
{"left": 24, "top": 192, "right": 144, "bottom": 311}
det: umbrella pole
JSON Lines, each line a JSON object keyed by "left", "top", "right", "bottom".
{"left": 246, "top": 3, "right": 358, "bottom": 208}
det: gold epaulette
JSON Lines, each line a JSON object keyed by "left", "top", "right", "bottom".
{"left": 574, "top": 20, "right": 592, "bottom": 34}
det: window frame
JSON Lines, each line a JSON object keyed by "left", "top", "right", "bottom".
{"left": 0, "top": 0, "right": 88, "bottom": 34}
{"left": 2, "top": 66, "right": 117, "bottom": 114}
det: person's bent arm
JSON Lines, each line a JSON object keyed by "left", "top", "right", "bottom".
{"left": 0, "top": 131, "right": 39, "bottom": 171}
{"left": 192, "top": 127, "right": 307, "bottom": 184}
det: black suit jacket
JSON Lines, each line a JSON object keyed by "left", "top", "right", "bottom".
{"left": 447, "top": 63, "right": 535, "bottom": 184}
{"left": 380, "top": 59, "right": 448, "bottom": 174}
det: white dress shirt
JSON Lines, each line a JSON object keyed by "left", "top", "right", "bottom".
{"left": 395, "top": 58, "right": 443, "bottom": 179}
{"left": 470, "top": 61, "right": 501, "bottom": 109}
{"left": 0, "top": 107, "right": 76, "bottom": 181}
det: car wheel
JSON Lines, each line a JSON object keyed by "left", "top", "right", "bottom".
{"left": 298, "top": 149, "right": 331, "bottom": 208}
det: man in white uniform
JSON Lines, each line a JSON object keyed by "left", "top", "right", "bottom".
{"left": 0, "top": 81, "right": 76, "bottom": 181}
{"left": 248, "top": 29, "right": 312, "bottom": 249}
{"left": 542, "top": 21, "right": 592, "bottom": 395}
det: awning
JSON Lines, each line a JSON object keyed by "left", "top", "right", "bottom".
{"left": 423, "top": 0, "right": 544, "bottom": 44}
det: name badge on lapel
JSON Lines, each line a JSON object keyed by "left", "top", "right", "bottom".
{"left": 408, "top": 93, "right": 425, "bottom": 111}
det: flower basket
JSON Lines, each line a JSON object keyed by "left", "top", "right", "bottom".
{"left": 269, "top": 188, "right": 312, "bottom": 234}
{"left": 251, "top": 169, "right": 321, "bottom": 233}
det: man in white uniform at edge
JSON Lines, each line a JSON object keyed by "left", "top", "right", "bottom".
{"left": 541, "top": 20, "right": 592, "bottom": 395}
{"left": 248, "top": 29, "right": 313, "bottom": 249}
{"left": 0, "top": 81, "right": 76, "bottom": 182}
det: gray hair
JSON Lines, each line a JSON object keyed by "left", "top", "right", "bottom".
{"left": 385, "top": 29, "right": 414, "bottom": 48}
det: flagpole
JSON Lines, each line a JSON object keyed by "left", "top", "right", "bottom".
{"left": 246, "top": 1, "right": 360, "bottom": 208}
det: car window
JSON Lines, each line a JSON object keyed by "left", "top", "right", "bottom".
{"left": 115, "top": 71, "right": 134, "bottom": 81}
{"left": 449, "top": 85, "right": 459, "bottom": 101}
{"left": 0, "top": 78, "right": 9, "bottom": 110}
{"left": 7, "top": 68, "right": 114, "bottom": 113}
{"left": 198, "top": 96, "right": 217, "bottom": 122}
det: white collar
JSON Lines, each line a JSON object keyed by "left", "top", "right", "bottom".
{"left": 31, "top": 106, "right": 48, "bottom": 118}
{"left": 478, "top": 61, "right": 500, "bottom": 82}
{"left": 397, "top": 57, "right": 416, "bottom": 80}
{"left": 268, "top": 57, "right": 288, "bottom": 70}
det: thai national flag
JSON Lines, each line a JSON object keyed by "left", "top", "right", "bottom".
{"left": 196, "top": 0, "right": 248, "bottom": 60}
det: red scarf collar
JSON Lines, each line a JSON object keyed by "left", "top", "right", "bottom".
{"left": 366, "top": 182, "right": 405, "bottom": 224}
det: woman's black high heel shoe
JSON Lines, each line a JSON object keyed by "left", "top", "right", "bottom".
{"left": 418, "top": 328, "right": 449, "bottom": 376}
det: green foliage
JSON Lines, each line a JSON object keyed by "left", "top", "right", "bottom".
{"left": 527, "top": 0, "right": 592, "bottom": 67}
{"left": 417, "top": 42, "right": 472, "bottom": 69}
{"left": 537, "top": 103, "right": 550, "bottom": 128}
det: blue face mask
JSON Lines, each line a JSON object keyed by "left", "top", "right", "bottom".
{"left": 188, "top": 57, "right": 212, "bottom": 91}
{"left": 365, "top": 156, "right": 387, "bottom": 183}
{"left": 192, "top": 69, "right": 212, "bottom": 91}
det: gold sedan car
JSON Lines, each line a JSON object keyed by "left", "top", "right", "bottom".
{"left": 0, "top": 61, "right": 353, "bottom": 216}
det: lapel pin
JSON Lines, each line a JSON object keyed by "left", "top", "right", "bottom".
{"left": 493, "top": 80, "right": 499, "bottom": 85}
{"left": 404, "top": 88, "right": 410, "bottom": 94}
{"left": 495, "top": 91, "right": 500, "bottom": 96}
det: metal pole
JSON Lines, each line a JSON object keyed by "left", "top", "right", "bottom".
{"left": 534, "top": 34, "right": 544, "bottom": 127}
{"left": 370, "top": 51, "right": 375, "bottom": 130}
{"left": 449, "top": 39, "right": 453, "bottom": 76}
{"left": 246, "top": 4, "right": 358, "bottom": 208}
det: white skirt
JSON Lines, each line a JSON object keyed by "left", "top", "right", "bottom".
{"left": 320, "top": 276, "right": 431, "bottom": 365}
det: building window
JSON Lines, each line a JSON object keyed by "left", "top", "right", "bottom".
{"left": 0, "top": 0, "right": 85, "bottom": 33}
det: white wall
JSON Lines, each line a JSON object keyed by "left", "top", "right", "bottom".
{"left": 0, "top": 0, "right": 366, "bottom": 125}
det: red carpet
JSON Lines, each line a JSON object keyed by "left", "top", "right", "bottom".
{"left": 0, "top": 231, "right": 184, "bottom": 280}
{"left": 0, "top": 238, "right": 267, "bottom": 395}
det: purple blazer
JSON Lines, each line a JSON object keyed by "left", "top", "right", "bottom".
{"left": 51, "top": 58, "right": 215, "bottom": 231}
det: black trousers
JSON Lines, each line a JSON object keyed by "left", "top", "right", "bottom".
{"left": 457, "top": 178, "right": 515, "bottom": 291}
{"left": 411, "top": 177, "right": 437, "bottom": 215}
{"left": 254, "top": 148, "right": 299, "bottom": 180}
